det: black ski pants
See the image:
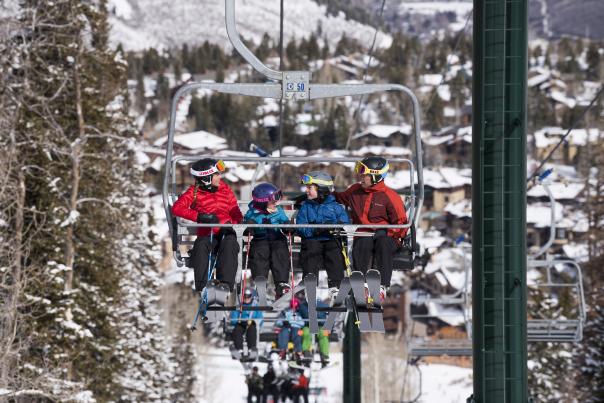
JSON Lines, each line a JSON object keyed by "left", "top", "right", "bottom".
{"left": 352, "top": 235, "right": 399, "bottom": 286}
{"left": 249, "top": 238, "right": 290, "bottom": 288}
{"left": 233, "top": 321, "right": 257, "bottom": 350}
{"left": 190, "top": 230, "right": 239, "bottom": 292}
{"left": 300, "top": 239, "right": 346, "bottom": 288}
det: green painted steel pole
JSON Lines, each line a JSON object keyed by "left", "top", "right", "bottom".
{"left": 472, "top": 0, "right": 528, "bottom": 401}
{"left": 343, "top": 312, "right": 361, "bottom": 403}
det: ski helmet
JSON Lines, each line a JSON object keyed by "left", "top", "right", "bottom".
{"left": 190, "top": 158, "right": 226, "bottom": 191}
{"left": 243, "top": 287, "right": 254, "bottom": 299}
{"left": 252, "top": 182, "right": 282, "bottom": 211}
{"left": 300, "top": 171, "right": 333, "bottom": 201}
{"left": 354, "top": 156, "right": 389, "bottom": 184}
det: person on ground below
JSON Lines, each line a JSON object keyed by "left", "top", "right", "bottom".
{"left": 334, "top": 156, "right": 409, "bottom": 301}
{"left": 171, "top": 158, "right": 242, "bottom": 294}
{"left": 262, "top": 365, "right": 279, "bottom": 403}
{"left": 244, "top": 182, "right": 292, "bottom": 299}
{"left": 245, "top": 366, "right": 263, "bottom": 403}
{"left": 295, "top": 171, "right": 350, "bottom": 302}
{"left": 229, "top": 287, "right": 263, "bottom": 360}
{"left": 290, "top": 368, "right": 310, "bottom": 403}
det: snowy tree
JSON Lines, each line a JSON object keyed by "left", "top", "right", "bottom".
{"left": 0, "top": 1, "right": 177, "bottom": 400}
{"left": 527, "top": 287, "right": 578, "bottom": 402}
{"left": 575, "top": 256, "right": 604, "bottom": 402}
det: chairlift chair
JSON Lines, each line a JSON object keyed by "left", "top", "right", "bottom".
{"left": 162, "top": 0, "right": 425, "bottom": 328}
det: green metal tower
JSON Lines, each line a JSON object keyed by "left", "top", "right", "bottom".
{"left": 472, "top": 0, "right": 529, "bottom": 401}
{"left": 343, "top": 313, "right": 361, "bottom": 402}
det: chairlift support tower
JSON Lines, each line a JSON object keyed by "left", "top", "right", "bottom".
{"left": 472, "top": 0, "right": 529, "bottom": 401}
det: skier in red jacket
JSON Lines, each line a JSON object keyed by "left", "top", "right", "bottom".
{"left": 172, "top": 158, "right": 243, "bottom": 293}
{"left": 335, "top": 156, "right": 408, "bottom": 299}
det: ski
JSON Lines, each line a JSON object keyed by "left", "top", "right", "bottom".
{"left": 365, "top": 269, "right": 385, "bottom": 333}
{"left": 255, "top": 276, "right": 268, "bottom": 307}
{"left": 323, "top": 278, "right": 352, "bottom": 332}
{"left": 304, "top": 273, "right": 319, "bottom": 334}
{"left": 349, "top": 271, "right": 372, "bottom": 332}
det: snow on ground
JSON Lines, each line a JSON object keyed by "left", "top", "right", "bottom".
{"left": 196, "top": 346, "right": 472, "bottom": 402}
{"left": 416, "top": 363, "right": 473, "bottom": 402}
{"left": 399, "top": 1, "right": 473, "bottom": 17}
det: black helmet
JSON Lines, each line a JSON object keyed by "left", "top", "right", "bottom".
{"left": 190, "top": 158, "right": 225, "bottom": 191}
{"left": 354, "top": 156, "right": 389, "bottom": 184}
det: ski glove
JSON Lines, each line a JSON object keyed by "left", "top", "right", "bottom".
{"left": 197, "top": 213, "right": 219, "bottom": 224}
{"left": 373, "top": 229, "right": 388, "bottom": 238}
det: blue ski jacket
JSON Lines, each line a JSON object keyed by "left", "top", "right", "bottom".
{"left": 229, "top": 302, "right": 264, "bottom": 326}
{"left": 295, "top": 194, "right": 350, "bottom": 240}
{"left": 244, "top": 202, "right": 290, "bottom": 240}
{"left": 275, "top": 308, "right": 305, "bottom": 329}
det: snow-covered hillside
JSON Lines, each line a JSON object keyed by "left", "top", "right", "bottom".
{"left": 108, "top": 0, "right": 392, "bottom": 51}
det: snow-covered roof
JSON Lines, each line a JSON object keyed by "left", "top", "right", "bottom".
{"left": 352, "top": 124, "right": 412, "bottom": 139}
{"left": 527, "top": 182, "right": 584, "bottom": 200}
{"left": 549, "top": 90, "right": 576, "bottom": 108}
{"left": 533, "top": 127, "right": 600, "bottom": 148}
{"left": 562, "top": 243, "right": 589, "bottom": 263}
{"left": 444, "top": 199, "right": 472, "bottom": 218}
{"left": 153, "top": 130, "right": 228, "bottom": 151}
{"left": 526, "top": 202, "right": 563, "bottom": 228}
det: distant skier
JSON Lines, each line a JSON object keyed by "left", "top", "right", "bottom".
{"left": 172, "top": 158, "right": 242, "bottom": 294}
{"left": 296, "top": 171, "right": 350, "bottom": 302}
{"left": 244, "top": 182, "right": 292, "bottom": 298}
{"left": 245, "top": 366, "right": 263, "bottom": 403}
{"left": 262, "top": 365, "right": 279, "bottom": 403}
{"left": 335, "top": 156, "right": 408, "bottom": 301}
{"left": 229, "top": 287, "right": 263, "bottom": 360}
{"left": 290, "top": 368, "right": 310, "bottom": 403}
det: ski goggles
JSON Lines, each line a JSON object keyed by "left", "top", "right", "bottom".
{"left": 354, "top": 160, "right": 388, "bottom": 175}
{"left": 300, "top": 174, "right": 333, "bottom": 187}
{"left": 190, "top": 159, "right": 226, "bottom": 177}
{"left": 253, "top": 190, "right": 283, "bottom": 203}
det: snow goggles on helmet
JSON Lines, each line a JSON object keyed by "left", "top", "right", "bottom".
{"left": 190, "top": 159, "right": 226, "bottom": 177}
{"left": 300, "top": 174, "right": 333, "bottom": 187}
{"left": 253, "top": 190, "right": 282, "bottom": 203}
{"left": 354, "top": 160, "right": 388, "bottom": 175}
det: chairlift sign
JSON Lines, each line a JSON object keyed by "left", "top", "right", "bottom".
{"left": 283, "top": 71, "right": 310, "bottom": 100}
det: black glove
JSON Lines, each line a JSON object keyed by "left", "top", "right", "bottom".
{"left": 373, "top": 229, "right": 388, "bottom": 238}
{"left": 197, "top": 213, "right": 219, "bottom": 224}
{"left": 262, "top": 217, "right": 271, "bottom": 224}
{"left": 281, "top": 227, "right": 295, "bottom": 235}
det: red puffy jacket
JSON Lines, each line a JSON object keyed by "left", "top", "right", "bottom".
{"left": 172, "top": 181, "right": 243, "bottom": 236}
{"left": 334, "top": 181, "right": 408, "bottom": 240}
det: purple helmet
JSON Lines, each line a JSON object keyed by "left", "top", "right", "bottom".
{"left": 252, "top": 182, "right": 282, "bottom": 211}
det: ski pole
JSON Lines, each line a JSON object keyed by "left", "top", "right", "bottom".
{"left": 288, "top": 232, "right": 295, "bottom": 304}
{"left": 191, "top": 229, "right": 215, "bottom": 330}
{"left": 240, "top": 231, "right": 252, "bottom": 313}
{"left": 331, "top": 230, "right": 361, "bottom": 327}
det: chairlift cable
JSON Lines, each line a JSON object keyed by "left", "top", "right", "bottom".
{"left": 423, "top": 9, "right": 473, "bottom": 115}
{"left": 527, "top": 85, "right": 603, "bottom": 184}
{"left": 344, "top": 0, "right": 388, "bottom": 150}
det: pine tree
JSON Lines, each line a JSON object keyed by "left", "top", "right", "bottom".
{"left": 575, "top": 256, "right": 604, "bottom": 402}
{"left": 1, "top": 1, "right": 176, "bottom": 399}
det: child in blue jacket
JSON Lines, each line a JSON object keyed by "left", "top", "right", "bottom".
{"left": 296, "top": 171, "right": 350, "bottom": 300}
{"left": 244, "top": 182, "right": 292, "bottom": 298}
{"left": 229, "top": 287, "right": 264, "bottom": 360}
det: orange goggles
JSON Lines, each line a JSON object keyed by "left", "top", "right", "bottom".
{"left": 190, "top": 159, "right": 226, "bottom": 177}
{"left": 354, "top": 161, "right": 388, "bottom": 175}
